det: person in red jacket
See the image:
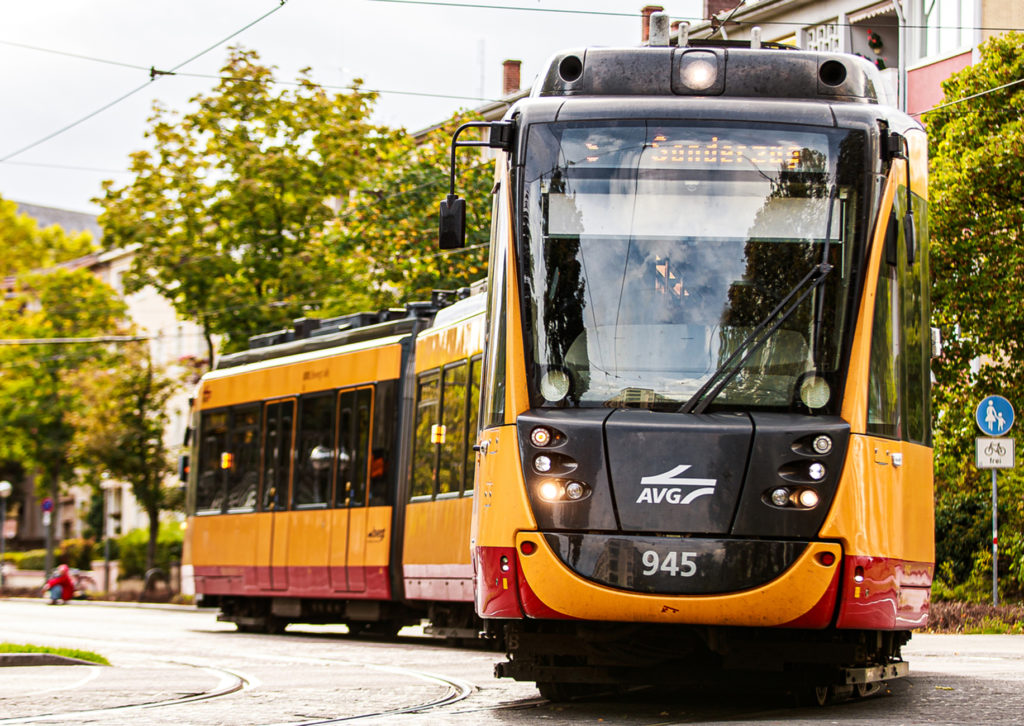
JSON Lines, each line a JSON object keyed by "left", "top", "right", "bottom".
{"left": 43, "top": 564, "right": 75, "bottom": 605}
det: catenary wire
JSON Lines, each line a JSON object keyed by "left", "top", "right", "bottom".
{"left": 0, "top": 1, "right": 289, "bottom": 163}
{"left": 913, "top": 76, "right": 1024, "bottom": 116}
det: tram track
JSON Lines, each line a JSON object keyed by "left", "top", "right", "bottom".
{"left": 0, "top": 650, "right": 477, "bottom": 726}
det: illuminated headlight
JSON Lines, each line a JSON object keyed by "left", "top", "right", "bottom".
{"left": 679, "top": 52, "right": 718, "bottom": 91}
{"left": 565, "top": 481, "right": 586, "bottom": 500}
{"left": 534, "top": 455, "right": 552, "bottom": 473}
{"left": 808, "top": 462, "right": 826, "bottom": 481}
{"left": 531, "top": 427, "right": 552, "bottom": 447}
{"left": 770, "top": 487, "right": 790, "bottom": 507}
{"left": 798, "top": 489, "right": 820, "bottom": 508}
{"left": 538, "top": 480, "right": 562, "bottom": 501}
{"left": 812, "top": 435, "right": 833, "bottom": 455}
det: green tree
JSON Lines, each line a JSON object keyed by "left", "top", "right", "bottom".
{"left": 0, "top": 269, "right": 129, "bottom": 573}
{"left": 324, "top": 114, "right": 492, "bottom": 313}
{"left": 68, "top": 343, "right": 181, "bottom": 572}
{"left": 97, "top": 47, "right": 388, "bottom": 359}
{"left": 0, "top": 196, "right": 95, "bottom": 277}
{"left": 929, "top": 31, "right": 1024, "bottom": 599}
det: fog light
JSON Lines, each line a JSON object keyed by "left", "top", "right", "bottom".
{"left": 500, "top": 555, "right": 510, "bottom": 572}
{"left": 808, "top": 462, "right": 826, "bottom": 481}
{"left": 565, "top": 481, "right": 586, "bottom": 500}
{"left": 539, "top": 480, "right": 562, "bottom": 501}
{"left": 534, "top": 455, "right": 552, "bottom": 473}
{"left": 771, "top": 487, "right": 790, "bottom": 507}
{"left": 798, "top": 488, "right": 820, "bottom": 508}
{"left": 531, "top": 427, "right": 552, "bottom": 447}
{"left": 812, "top": 435, "right": 833, "bottom": 454}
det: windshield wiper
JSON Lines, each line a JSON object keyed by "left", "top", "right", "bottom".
{"left": 680, "top": 185, "right": 838, "bottom": 415}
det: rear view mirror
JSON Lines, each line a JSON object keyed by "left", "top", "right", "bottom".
{"left": 439, "top": 194, "right": 466, "bottom": 250}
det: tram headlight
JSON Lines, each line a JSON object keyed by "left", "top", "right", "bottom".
{"left": 808, "top": 462, "right": 826, "bottom": 481}
{"left": 538, "top": 480, "right": 562, "bottom": 501}
{"left": 799, "top": 375, "right": 831, "bottom": 409}
{"left": 534, "top": 455, "right": 552, "bottom": 473}
{"left": 798, "top": 488, "right": 820, "bottom": 508}
{"left": 770, "top": 487, "right": 790, "bottom": 507}
{"left": 679, "top": 51, "right": 718, "bottom": 91}
{"left": 565, "top": 481, "right": 586, "bottom": 500}
{"left": 531, "top": 427, "right": 552, "bottom": 447}
{"left": 812, "top": 434, "right": 833, "bottom": 455}
{"left": 539, "top": 369, "right": 570, "bottom": 403}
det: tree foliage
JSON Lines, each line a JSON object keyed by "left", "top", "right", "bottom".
{"left": 97, "top": 48, "right": 388, "bottom": 358}
{"left": 928, "top": 31, "right": 1024, "bottom": 599}
{"left": 0, "top": 268, "right": 129, "bottom": 570}
{"left": 0, "top": 196, "right": 95, "bottom": 278}
{"left": 323, "top": 114, "right": 493, "bottom": 313}
{"left": 68, "top": 342, "right": 181, "bottom": 571}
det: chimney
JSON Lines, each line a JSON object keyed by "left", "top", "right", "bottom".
{"left": 502, "top": 59, "right": 521, "bottom": 95}
{"left": 704, "top": 0, "right": 736, "bottom": 19}
{"left": 641, "top": 5, "right": 664, "bottom": 42}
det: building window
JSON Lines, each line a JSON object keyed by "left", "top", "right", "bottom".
{"left": 922, "top": 0, "right": 976, "bottom": 58}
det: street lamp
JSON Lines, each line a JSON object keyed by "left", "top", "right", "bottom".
{"left": 0, "top": 480, "right": 12, "bottom": 590}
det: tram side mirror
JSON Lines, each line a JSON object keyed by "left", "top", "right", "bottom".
{"left": 439, "top": 193, "right": 466, "bottom": 250}
{"left": 177, "top": 454, "right": 190, "bottom": 483}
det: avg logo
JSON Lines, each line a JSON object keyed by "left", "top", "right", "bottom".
{"left": 635, "top": 465, "right": 717, "bottom": 505}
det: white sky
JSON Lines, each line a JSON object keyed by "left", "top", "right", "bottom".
{"left": 0, "top": 0, "right": 703, "bottom": 214}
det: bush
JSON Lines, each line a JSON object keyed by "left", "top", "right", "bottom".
{"left": 15, "top": 549, "right": 48, "bottom": 571}
{"left": 117, "top": 523, "right": 184, "bottom": 578}
{"left": 58, "top": 539, "right": 95, "bottom": 570}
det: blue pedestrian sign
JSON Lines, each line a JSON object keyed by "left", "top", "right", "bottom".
{"left": 976, "top": 395, "right": 1014, "bottom": 436}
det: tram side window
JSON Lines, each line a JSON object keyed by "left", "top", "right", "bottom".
{"left": 263, "top": 400, "right": 294, "bottom": 511}
{"left": 336, "top": 388, "right": 372, "bottom": 507}
{"left": 226, "top": 405, "right": 261, "bottom": 510}
{"left": 439, "top": 362, "right": 467, "bottom": 495}
{"left": 411, "top": 374, "right": 440, "bottom": 498}
{"left": 369, "top": 380, "right": 397, "bottom": 506}
{"left": 901, "top": 192, "right": 930, "bottom": 445}
{"left": 196, "top": 410, "right": 228, "bottom": 513}
{"left": 465, "top": 356, "right": 481, "bottom": 493}
{"left": 294, "top": 393, "right": 335, "bottom": 507}
{"left": 867, "top": 213, "right": 901, "bottom": 438}
{"left": 482, "top": 184, "right": 508, "bottom": 429}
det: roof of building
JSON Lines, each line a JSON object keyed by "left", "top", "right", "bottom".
{"left": 13, "top": 200, "right": 102, "bottom": 242}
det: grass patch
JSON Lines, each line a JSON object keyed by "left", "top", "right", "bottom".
{"left": 0, "top": 642, "right": 110, "bottom": 665}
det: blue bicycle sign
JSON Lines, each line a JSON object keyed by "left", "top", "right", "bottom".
{"left": 976, "top": 396, "right": 1014, "bottom": 437}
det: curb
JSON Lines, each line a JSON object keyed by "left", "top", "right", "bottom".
{"left": 0, "top": 653, "right": 105, "bottom": 667}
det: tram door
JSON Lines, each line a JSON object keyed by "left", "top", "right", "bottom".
{"left": 258, "top": 399, "right": 295, "bottom": 590}
{"left": 330, "top": 388, "right": 373, "bottom": 592}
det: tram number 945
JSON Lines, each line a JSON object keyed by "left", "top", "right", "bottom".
{"left": 641, "top": 550, "right": 698, "bottom": 577}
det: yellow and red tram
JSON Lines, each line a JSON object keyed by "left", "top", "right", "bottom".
{"left": 442, "top": 41, "right": 935, "bottom": 699}
{"left": 184, "top": 292, "right": 484, "bottom": 634}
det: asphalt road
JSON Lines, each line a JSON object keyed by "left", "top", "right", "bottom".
{"left": 1, "top": 598, "right": 1022, "bottom": 725}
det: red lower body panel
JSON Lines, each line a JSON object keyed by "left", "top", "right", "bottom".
{"left": 474, "top": 546, "right": 524, "bottom": 618}
{"left": 194, "top": 565, "right": 390, "bottom": 600}
{"left": 835, "top": 556, "right": 933, "bottom": 630}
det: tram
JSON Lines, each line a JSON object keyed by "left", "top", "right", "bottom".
{"left": 183, "top": 290, "right": 484, "bottom": 636}
{"left": 441, "top": 39, "right": 934, "bottom": 699}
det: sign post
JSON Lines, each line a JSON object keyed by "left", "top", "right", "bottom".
{"left": 975, "top": 395, "right": 1015, "bottom": 606}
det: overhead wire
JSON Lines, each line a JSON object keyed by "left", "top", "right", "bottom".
{"left": 0, "top": 0, "right": 290, "bottom": 163}
{"left": 913, "top": 76, "right": 1024, "bottom": 116}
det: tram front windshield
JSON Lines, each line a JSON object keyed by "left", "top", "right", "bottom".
{"left": 520, "top": 121, "right": 865, "bottom": 412}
